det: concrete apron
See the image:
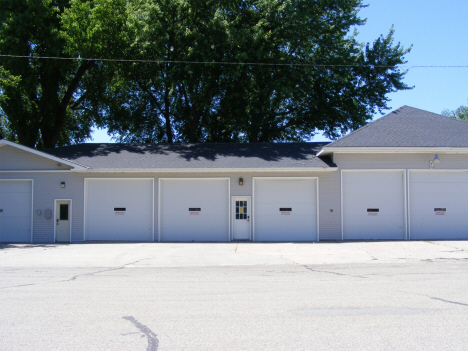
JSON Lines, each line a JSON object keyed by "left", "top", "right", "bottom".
{"left": 1, "top": 241, "right": 468, "bottom": 268}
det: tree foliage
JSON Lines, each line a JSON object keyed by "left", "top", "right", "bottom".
{"left": 0, "top": 0, "right": 412, "bottom": 147}
{"left": 102, "top": 0, "right": 411, "bottom": 143}
{"left": 442, "top": 101, "right": 468, "bottom": 122}
{"left": 0, "top": 0, "right": 136, "bottom": 148}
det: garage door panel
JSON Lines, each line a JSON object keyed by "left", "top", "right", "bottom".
{"left": 0, "top": 180, "right": 32, "bottom": 243}
{"left": 254, "top": 178, "right": 317, "bottom": 242}
{"left": 343, "top": 171, "right": 405, "bottom": 240}
{"left": 160, "top": 179, "right": 229, "bottom": 242}
{"left": 410, "top": 172, "right": 468, "bottom": 239}
{"left": 86, "top": 179, "right": 153, "bottom": 241}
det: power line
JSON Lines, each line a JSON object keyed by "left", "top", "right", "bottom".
{"left": 0, "top": 54, "right": 467, "bottom": 68}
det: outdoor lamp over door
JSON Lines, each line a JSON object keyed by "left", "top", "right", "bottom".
{"left": 430, "top": 154, "right": 440, "bottom": 169}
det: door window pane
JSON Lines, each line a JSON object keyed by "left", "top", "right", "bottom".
{"left": 235, "top": 201, "right": 247, "bottom": 220}
{"left": 59, "top": 204, "right": 69, "bottom": 220}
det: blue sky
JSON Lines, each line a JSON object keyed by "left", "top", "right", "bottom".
{"left": 90, "top": 0, "right": 468, "bottom": 143}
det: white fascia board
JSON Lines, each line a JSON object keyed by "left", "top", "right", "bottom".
{"left": 319, "top": 146, "right": 468, "bottom": 155}
{"left": 0, "top": 140, "right": 87, "bottom": 169}
{"left": 72, "top": 167, "right": 338, "bottom": 173}
{"left": 0, "top": 170, "right": 76, "bottom": 173}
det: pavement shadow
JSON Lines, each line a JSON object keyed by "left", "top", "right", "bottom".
{"left": 0, "top": 243, "right": 62, "bottom": 250}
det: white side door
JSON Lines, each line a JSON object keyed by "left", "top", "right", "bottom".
{"left": 55, "top": 200, "right": 71, "bottom": 242}
{"left": 232, "top": 197, "right": 251, "bottom": 240}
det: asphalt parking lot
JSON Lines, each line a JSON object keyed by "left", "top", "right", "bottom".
{"left": 1, "top": 241, "right": 468, "bottom": 350}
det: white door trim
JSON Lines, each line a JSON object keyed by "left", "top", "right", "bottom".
{"left": 0, "top": 179, "right": 34, "bottom": 243}
{"left": 158, "top": 177, "right": 231, "bottom": 242}
{"left": 54, "top": 199, "right": 72, "bottom": 243}
{"left": 83, "top": 178, "right": 155, "bottom": 241}
{"left": 231, "top": 196, "right": 251, "bottom": 241}
{"left": 340, "top": 169, "right": 407, "bottom": 240}
{"left": 252, "top": 177, "right": 319, "bottom": 242}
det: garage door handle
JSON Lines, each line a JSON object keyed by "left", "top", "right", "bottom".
{"left": 56, "top": 219, "right": 59, "bottom": 225}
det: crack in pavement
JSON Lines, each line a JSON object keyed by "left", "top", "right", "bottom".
{"left": 60, "top": 257, "right": 157, "bottom": 283}
{"left": 62, "top": 266, "right": 125, "bottom": 282}
{"left": 423, "top": 241, "right": 466, "bottom": 252}
{"left": 123, "top": 316, "right": 159, "bottom": 351}
{"left": 430, "top": 297, "right": 468, "bottom": 307}
{"left": 0, "top": 283, "right": 37, "bottom": 290}
{"left": 356, "top": 248, "right": 379, "bottom": 261}
{"left": 303, "top": 265, "right": 368, "bottom": 279}
{"left": 0, "top": 256, "right": 156, "bottom": 290}
{"left": 394, "top": 289, "right": 468, "bottom": 308}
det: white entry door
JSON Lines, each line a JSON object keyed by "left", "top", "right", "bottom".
{"left": 232, "top": 197, "right": 251, "bottom": 240}
{"left": 55, "top": 200, "right": 71, "bottom": 242}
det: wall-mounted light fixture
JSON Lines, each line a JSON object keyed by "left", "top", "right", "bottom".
{"left": 60, "top": 182, "right": 66, "bottom": 188}
{"left": 239, "top": 178, "right": 243, "bottom": 186}
{"left": 430, "top": 154, "right": 440, "bottom": 169}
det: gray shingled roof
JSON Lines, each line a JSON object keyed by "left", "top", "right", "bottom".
{"left": 45, "top": 142, "right": 334, "bottom": 170}
{"left": 326, "top": 106, "right": 468, "bottom": 148}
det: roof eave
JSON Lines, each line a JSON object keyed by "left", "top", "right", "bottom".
{"left": 72, "top": 167, "right": 338, "bottom": 173}
{"left": 318, "top": 146, "right": 468, "bottom": 156}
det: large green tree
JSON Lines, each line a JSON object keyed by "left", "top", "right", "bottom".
{"left": 442, "top": 101, "right": 468, "bottom": 122}
{"left": 0, "top": 0, "right": 137, "bottom": 148}
{"left": 1, "top": 0, "right": 412, "bottom": 147}
{"left": 102, "top": 0, "right": 411, "bottom": 143}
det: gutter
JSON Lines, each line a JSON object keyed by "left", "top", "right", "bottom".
{"left": 318, "top": 147, "right": 468, "bottom": 156}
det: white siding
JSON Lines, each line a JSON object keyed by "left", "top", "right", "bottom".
{"left": 1, "top": 170, "right": 341, "bottom": 243}
{"left": 0, "top": 145, "right": 71, "bottom": 170}
{"left": 334, "top": 153, "right": 468, "bottom": 170}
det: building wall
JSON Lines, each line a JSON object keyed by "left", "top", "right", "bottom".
{"left": 0, "top": 170, "right": 341, "bottom": 242}
{"left": 8, "top": 148, "right": 466, "bottom": 243}
{"left": 0, "top": 145, "right": 72, "bottom": 170}
{"left": 334, "top": 152, "right": 468, "bottom": 170}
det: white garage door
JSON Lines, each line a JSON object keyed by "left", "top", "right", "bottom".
{"left": 342, "top": 171, "right": 405, "bottom": 240}
{"left": 253, "top": 178, "right": 318, "bottom": 242}
{"left": 85, "top": 179, "right": 153, "bottom": 241}
{"left": 0, "top": 180, "right": 32, "bottom": 243}
{"left": 409, "top": 171, "right": 468, "bottom": 239}
{"left": 159, "top": 178, "right": 229, "bottom": 241}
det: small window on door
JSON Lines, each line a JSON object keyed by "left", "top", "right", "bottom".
{"left": 59, "top": 204, "right": 69, "bottom": 220}
{"left": 236, "top": 201, "right": 247, "bottom": 220}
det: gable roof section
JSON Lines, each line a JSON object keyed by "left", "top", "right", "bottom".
{"left": 45, "top": 142, "right": 335, "bottom": 171}
{"left": 0, "top": 139, "right": 87, "bottom": 170}
{"left": 323, "top": 106, "right": 468, "bottom": 149}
